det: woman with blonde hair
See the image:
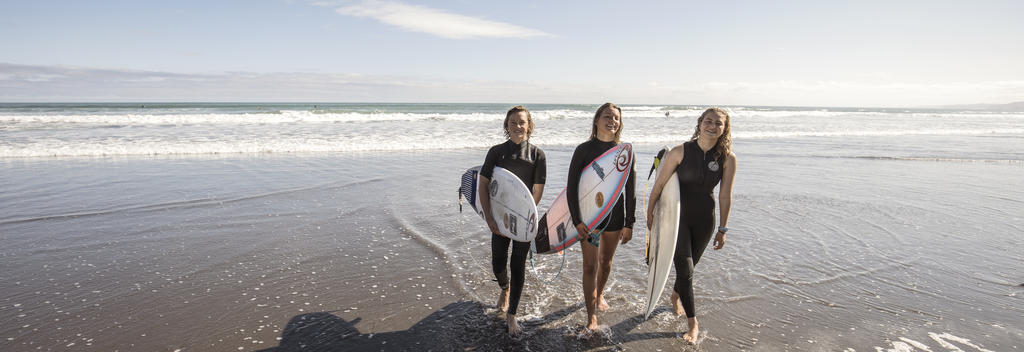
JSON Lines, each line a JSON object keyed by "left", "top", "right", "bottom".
{"left": 646, "top": 107, "right": 737, "bottom": 343}
{"left": 566, "top": 102, "right": 636, "bottom": 333}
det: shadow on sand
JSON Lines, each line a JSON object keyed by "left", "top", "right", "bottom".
{"left": 256, "top": 301, "right": 683, "bottom": 351}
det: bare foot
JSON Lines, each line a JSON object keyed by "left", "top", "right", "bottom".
{"left": 683, "top": 318, "right": 699, "bottom": 344}
{"left": 506, "top": 313, "right": 522, "bottom": 337}
{"left": 585, "top": 314, "right": 599, "bottom": 331}
{"left": 597, "top": 295, "right": 610, "bottom": 311}
{"left": 497, "top": 289, "right": 510, "bottom": 312}
{"left": 670, "top": 292, "right": 684, "bottom": 316}
{"left": 576, "top": 326, "right": 597, "bottom": 340}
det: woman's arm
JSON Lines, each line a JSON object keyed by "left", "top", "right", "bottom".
{"left": 532, "top": 184, "right": 545, "bottom": 205}
{"left": 620, "top": 150, "right": 637, "bottom": 244}
{"left": 479, "top": 176, "right": 502, "bottom": 235}
{"left": 714, "top": 152, "right": 737, "bottom": 250}
{"left": 479, "top": 146, "right": 502, "bottom": 235}
{"left": 533, "top": 148, "right": 547, "bottom": 205}
{"left": 566, "top": 145, "right": 588, "bottom": 240}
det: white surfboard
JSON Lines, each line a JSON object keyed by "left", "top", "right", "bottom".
{"left": 459, "top": 166, "right": 538, "bottom": 242}
{"left": 577, "top": 143, "right": 634, "bottom": 230}
{"left": 643, "top": 147, "right": 680, "bottom": 319}
{"left": 533, "top": 143, "right": 633, "bottom": 254}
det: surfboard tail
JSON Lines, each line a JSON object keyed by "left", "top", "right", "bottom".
{"left": 458, "top": 168, "right": 478, "bottom": 213}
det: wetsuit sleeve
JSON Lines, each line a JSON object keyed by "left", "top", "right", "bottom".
{"left": 623, "top": 153, "right": 637, "bottom": 229}
{"left": 479, "top": 144, "right": 500, "bottom": 179}
{"left": 534, "top": 148, "right": 547, "bottom": 186}
{"left": 566, "top": 144, "right": 586, "bottom": 227}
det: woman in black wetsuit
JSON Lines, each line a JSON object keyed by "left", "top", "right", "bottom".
{"left": 478, "top": 105, "right": 546, "bottom": 337}
{"left": 646, "top": 107, "right": 736, "bottom": 344}
{"left": 567, "top": 102, "right": 636, "bottom": 333}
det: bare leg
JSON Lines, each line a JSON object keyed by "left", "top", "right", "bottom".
{"left": 581, "top": 239, "right": 600, "bottom": 330}
{"left": 671, "top": 291, "right": 685, "bottom": 316}
{"left": 497, "top": 288, "right": 509, "bottom": 312}
{"left": 684, "top": 317, "right": 699, "bottom": 343}
{"left": 595, "top": 230, "right": 621, "bottom": 312}
{"left": 506, "top": 313, "right": 522, "bottom": 337}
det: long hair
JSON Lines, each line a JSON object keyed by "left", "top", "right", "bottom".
{"left": 503, "top": 105, "right": 535, "bottom": 140}
{"left": 689, "top": 107, "right": 732, "bottom": 159}
{"left": 589, "top": 102, "right": 623, "bottom": 143}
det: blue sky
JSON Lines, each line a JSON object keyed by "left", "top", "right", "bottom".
{"left": 1, "top": 0, "right": 1022, "bottom": 106}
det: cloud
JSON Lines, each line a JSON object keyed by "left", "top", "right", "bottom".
{"left": 333, "top": 0, "right": 551, "bottom": 39}
{"left": 683, "top": 80, "right": 1024, "bottom": 107}
{"left": 0, "top": 63, "right": 581, "bottom": 102}
{"left": 3, "top": 63, "right": 1023, "bottom": 107}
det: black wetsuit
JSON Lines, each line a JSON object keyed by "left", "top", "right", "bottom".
{"left": 674, "top": 141, "right": 724, "bottom": 318}
{"left": 567, "top": 138, "right": 636, "bottom": 246}
{"left": 480, "top": 139, "right": 546, "bottom": 316}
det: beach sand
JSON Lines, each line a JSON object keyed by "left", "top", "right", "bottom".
{"left": 2, "top": 137, "right": 1022, "bottom": 351}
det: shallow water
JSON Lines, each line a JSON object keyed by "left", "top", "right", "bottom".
{"left": 2, "top": 131, "right": 1021, "bottom": 351}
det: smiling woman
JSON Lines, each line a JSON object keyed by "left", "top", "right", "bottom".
{"left": 566, "top": 102, "right": 637, "bottom": 335}
{"left": 646, "top": 107, "right": 737, "bottom": 344}
{"left": 476, "top": 105, "right": 546, "bottom": 337}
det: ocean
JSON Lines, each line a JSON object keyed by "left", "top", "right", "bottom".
{"left": 1, "top": 103, "right": 1021, "bottom": 351}
{"left": 3, "top": 103, "right": 1023, "bottom": 159}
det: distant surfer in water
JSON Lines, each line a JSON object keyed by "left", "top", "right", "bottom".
{"left": 646, "top": 107, "right": 736, "bottom": 343}
{"left": 478, "top": 105, "right": 546, "bottom": 337}
{"left": 567, "top": 102, "right": 636, "bottom": 334}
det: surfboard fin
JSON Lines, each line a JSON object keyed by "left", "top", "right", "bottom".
{"left": 647, "top": 147, "right": 669, "bottom": 179}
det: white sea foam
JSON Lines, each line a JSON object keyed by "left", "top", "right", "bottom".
{"left": 735, "top": 128, "right": 1024, "bottom": 139}
{"left": 2, "top": 104, "right": 1023, "bottom": 158}
{"left": 0, "top": 111, "right": 508, "bottom": 126}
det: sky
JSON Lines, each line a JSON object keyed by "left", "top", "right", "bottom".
{"left": 1, "top": 0, "right": 1022, "bottom": 107}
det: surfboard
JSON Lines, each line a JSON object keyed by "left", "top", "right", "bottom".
{"left": 643, "top": 147, "right": 680, "bottom": 319}
{"left": 459, "top": 166, "right": 539, "bottom": 242}
{"left": 533, "top": 143, "right": 633, "bottom": 254}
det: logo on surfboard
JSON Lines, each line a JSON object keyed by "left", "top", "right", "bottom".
{"left": 591, "top": 163, "right": 606, "bottom": 180}
{"left": 504, "top": 212, "right": 520, "bottom": 235}
{"left": 615, "top": 144, "right": 632, "bottom": 172}
{"left": 490, "top": 179, "right": 500, "bottom": 197}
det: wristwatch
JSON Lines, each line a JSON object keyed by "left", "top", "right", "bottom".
{"left": 717, "top": 226, "right": 728, "bottom": 233}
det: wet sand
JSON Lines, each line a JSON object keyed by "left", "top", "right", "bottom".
{"left": 2, "top": 136, "right": 1022, "bottom": 351}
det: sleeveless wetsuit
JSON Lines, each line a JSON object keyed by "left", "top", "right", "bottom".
{"left": 673, "top": 141, "right": 724, "bottom": 318}
{"left": 480, "top": 139, "right": 546, "bottom": 316}
{"left": 567, "top": 138, "right": 636, "bottom": 246}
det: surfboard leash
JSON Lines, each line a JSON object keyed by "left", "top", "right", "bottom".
{"left": 457, "top": 188, "right": 462, "bottom": 213}
{"left": 528, "top": 248, "right": 567, "bottom": 285}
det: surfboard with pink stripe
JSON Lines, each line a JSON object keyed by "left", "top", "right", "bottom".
{"left": 533, "top": 143, "right": 633, "bottom": 254}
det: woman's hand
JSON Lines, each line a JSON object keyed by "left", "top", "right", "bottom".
{"left": 485, "top": 217, "right": 502, "bottom": 236}
{"left": 646, "top": 207, "right": 655, "bottom": 230}
{"left": 620, "top": 227, "right": 633, "bottom": 244}
{"left": 575, "top": 223, "right": 589, "bottom": 242}
{"left": 713, "top": 231, "right": 726, "bottom": 250}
